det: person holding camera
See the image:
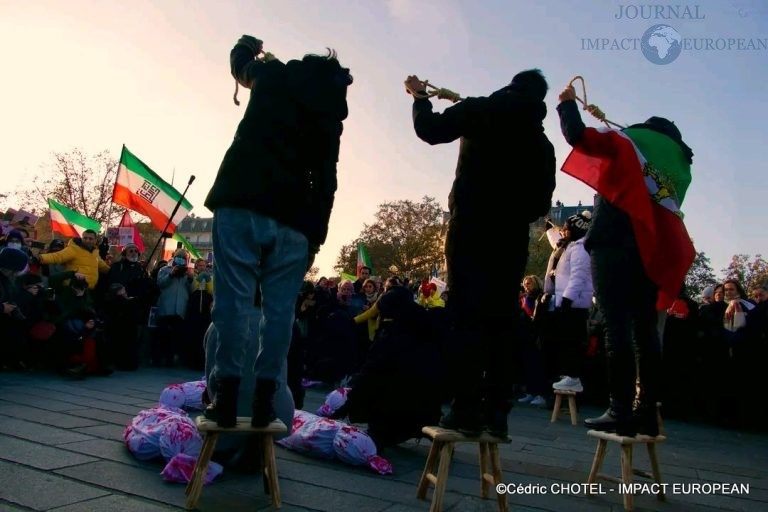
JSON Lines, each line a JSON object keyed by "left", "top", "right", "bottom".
{"left": 153, "top": 249, "right": 194, "bottom": 367}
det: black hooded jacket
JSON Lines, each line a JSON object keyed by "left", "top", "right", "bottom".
{"left": 205, "top": 44, "right": 351, "bottom": 247}
{"left": 412, "top": 85, "right": 556, "bottom": 224}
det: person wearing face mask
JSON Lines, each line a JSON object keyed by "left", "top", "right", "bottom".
{"left": 2, "top": 229, "right": 32, "bottom": 258}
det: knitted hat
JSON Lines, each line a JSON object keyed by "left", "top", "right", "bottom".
{"left": 121, "top": 243, "right": 139, "bottom": 255}
{"left": 0, "top": 247, "right": 29, "bottom": 272}
{"left": 564, "top": 210, "right": 592, "bottom": 241}
{"left": 5, "top": 229, "right": 25, "bottom": 242}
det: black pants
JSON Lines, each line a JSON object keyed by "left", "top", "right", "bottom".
{"left": 590, "top": 245, "right": 660, "bottom": 415}
{"left": 554, "top": 308, "right": 589, "bottom": 379}
{"left": 444, "top": 217, "right": 528, "bottom": 406}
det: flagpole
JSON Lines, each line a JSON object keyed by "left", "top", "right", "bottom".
{"left": 145, "top": 174, "right": 195, "bottom": 268}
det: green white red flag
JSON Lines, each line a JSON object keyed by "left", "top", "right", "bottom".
{"left": 561, "top": 127, "right": 695, "bottom": 309}
{"left": 48, "top": 199, "right": 101, "bottom": 238}
{"left": 356, "top": 243, "right": 372, "bottom": 277}
{"left": 112, "top": 146, "right": 192, "bottom": 234}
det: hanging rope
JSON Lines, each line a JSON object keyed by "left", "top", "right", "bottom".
{"left": 405, "top": 80, "right": 462, "bottom": 103}
{"left": 233, "top": 52, "right": 279, "bottom": 106}
{"left": 568, "top": 76, "right": 625, "bottom": 129}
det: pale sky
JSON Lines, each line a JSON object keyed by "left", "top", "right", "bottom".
{"left": 1, "top": 0, "right": 765, "bottom": 277}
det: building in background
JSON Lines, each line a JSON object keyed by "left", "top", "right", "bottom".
{"left": 175, "top": 215, "right": 213, "bottom": 261}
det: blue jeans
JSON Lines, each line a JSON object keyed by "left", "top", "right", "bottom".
{"left": 211, "top": 208, "right": 308, "bottom": 381}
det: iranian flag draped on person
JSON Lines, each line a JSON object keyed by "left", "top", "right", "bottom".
{"left": 556, "top": 82, "right": 694, "bottom": 438}
{"left": 559, "top": 110, "right": 695, "bottom": 310}
{"left": 112, "top": 146, "right": 192, "bottom": 234}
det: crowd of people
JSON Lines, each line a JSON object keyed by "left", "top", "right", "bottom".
{"left": 4, "top": 33, "right": 767, "bottom": 460}
{"left": 0, "top": 227, "right": 213, "bottom": 378}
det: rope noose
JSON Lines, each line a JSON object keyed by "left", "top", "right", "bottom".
{"left": 405, "top": 79, "right": 462, "bottom": 103}
{"left": 568, "top": 75, "right": 625, "bottom": 129}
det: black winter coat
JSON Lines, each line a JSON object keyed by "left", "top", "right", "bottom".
{"left": 412, "top": 86, "right": 555, "bottom": 223}
{"left": 205, "top": 44, "right": 349, "bottom": 246}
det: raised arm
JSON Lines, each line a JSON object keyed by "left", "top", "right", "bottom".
{"left": 231, "top": 35, "right": 279, "bottom": 88}
{"left": 407, "top": 75, "right": 470, "bottom": 145}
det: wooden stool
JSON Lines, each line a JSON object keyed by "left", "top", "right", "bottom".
{"left": 416, "top": 426, "right": 510, "bottom": 512}
{"left": 586, "top": 412, "right": 666, "bottom": 512}
{"left": 184, "top": 417, "right": 287, "bottom": 510}
{"left": 550, "top": 390, "right": 578, "bottom": 425}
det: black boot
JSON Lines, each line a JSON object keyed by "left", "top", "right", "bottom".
{"left": 204, "top": 377, "right": 240, "bottom": 428}
{"left": 439, "top": 400, "right": 483, "bottom": 436}
{"left": 584, "top": 407, "right": 635, "bottom": 436}
{"left": 632, "top": 402, "right": 660, "bottom": 437}
{"left": 251, "top": 379, "right": 277, "bottom": 428}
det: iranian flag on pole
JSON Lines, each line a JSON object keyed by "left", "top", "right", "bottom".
{"left": 48, "top": 199, "right": 101, "bottom": 237}
{"left": 112, "top": 146, "right": 192, "bottom": 234}
{"left": 356, "top": 243, "right": 373, "bottom": 277}
{"left": 561, "top": 127, "right": 695, "bottom": 310}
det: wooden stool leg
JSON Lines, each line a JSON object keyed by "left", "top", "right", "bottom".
{"left": 417, "top": 440, "right": 442, "bottom": 499}
{"left": 587, "top": 439, "right": 608, "bottom": 485}
{"left": 489, "top": 443, "right": 508, "bottom": 512}
{"left": 430, "top": 442, "right": 454, "bottom": 512}
{"left": 646, "top": 443, "right": 665, "bottom": 502}
{"left": 567, "top": 396, "right": 578, "bottom": 425}
{"left": 262, "top": 434, "right": 281, "bottom": 508}
{"left": 479, "top": 442, "right": 490, "bottom": 498}
{"left": 185, "top": 432, "right": 219, "bottom": 510}
{"left": 550, "top": 394, "right": 563, "bottom": 422}
{"left": 620, "top": 444, "right": 634, "bottom": 511}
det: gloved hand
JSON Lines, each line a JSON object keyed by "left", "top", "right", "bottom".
{"left": 560, "top": 297, "right": 573, "bottom": 310}
{"left": 237, "top": 35, "right": 263, "bottom": 55}
{"left": 197, "top": 272, "right": 210, "bottom": 283}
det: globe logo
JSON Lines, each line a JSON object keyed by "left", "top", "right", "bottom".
{"left": 641, "top": 24, "right": 682, "bottom": 64}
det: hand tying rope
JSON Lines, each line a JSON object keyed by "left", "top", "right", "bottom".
{"left": 233, "top": 51, "right": 279, "bottom": 106}
{"left": 568, "top": 76, "right": 625, "bottom": 129}
{"left": 404, "top": 79, "right": 462, "bottom": 103}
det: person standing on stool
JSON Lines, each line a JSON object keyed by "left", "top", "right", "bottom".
{"left": 405, "top": 70, "right": 556, "bottom": 437}
{"left": 556, "top": 84, "right": 695, "bottom": 436}
{"left": 204, "top": 34, "right": 353, "bottom": 428}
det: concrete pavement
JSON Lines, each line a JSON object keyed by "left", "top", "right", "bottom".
{"left": 1, "top": 368, "right": 766, "bottom": 511}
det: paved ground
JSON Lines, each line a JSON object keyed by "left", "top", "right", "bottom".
{"left": 0, "top": 368, "right": 766, "bottom": 511}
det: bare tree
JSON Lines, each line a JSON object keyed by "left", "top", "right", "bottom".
{"left": 15, "top": 148, "right": 122, "bottom": 228}
{"left": 722, "top": 254, "right": 768, "bottom": 292}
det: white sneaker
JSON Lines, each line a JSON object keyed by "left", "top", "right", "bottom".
{"left": 552, "top": 376, "right": 583, "bottom": 393}
{"left": 517, "top": 394, "right": 534, "bottom": 404}
{"left": 530, "top": 395, "right": 547, "bottom": 407}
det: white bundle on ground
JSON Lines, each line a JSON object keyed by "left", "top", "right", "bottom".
{"left": 159, "top": 379, "right": 206, "bottom": 410}
{"left": 277, "top": 410, "right": 393, "bottom": 474}
{"left": 124, "top": 404, "right": 222, "bottom": 485}
{"left": 316, "top": 387, "right": 351, "bottom": 417}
